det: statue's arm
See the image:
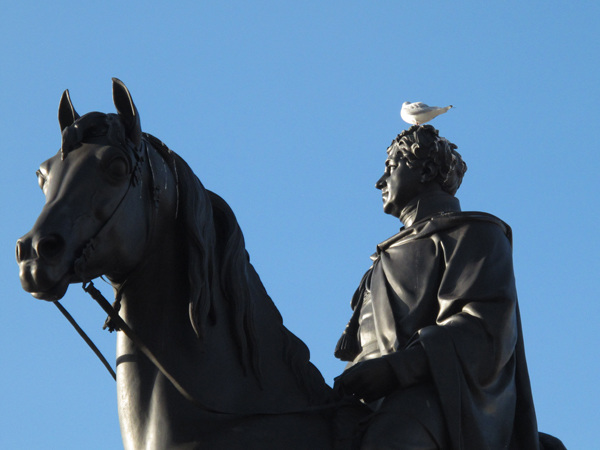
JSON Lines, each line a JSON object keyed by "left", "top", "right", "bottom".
{"left": 412, "top": 220, "right": 518, "bottom": 394}
{"left": 334, "top": 346, "right": 429, "bottom": 402}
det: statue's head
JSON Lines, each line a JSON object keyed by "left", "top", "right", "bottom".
{"left": 376, "top": 125, "right": 466, "bottom": 217}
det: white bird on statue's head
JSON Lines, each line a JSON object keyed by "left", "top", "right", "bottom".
{"left": 401, "top": 101, "right": 453, "bottom": 125}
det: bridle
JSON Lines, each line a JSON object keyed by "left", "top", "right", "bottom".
{"left": 53, "top": 137, "right": 343, "bottom": 417}
{"left": 53, "top": 131, "right": 151, "bottom": 381}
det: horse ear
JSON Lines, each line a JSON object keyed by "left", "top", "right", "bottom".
{"left": 112, "top": 78, "right": 142, "bottom": 147}
{"left": 58, "top": 89, "right": 80, "bottom": 132}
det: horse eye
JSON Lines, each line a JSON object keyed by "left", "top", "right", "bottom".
{"left": 107, "top": 157, "right": 130, "bottom": 179}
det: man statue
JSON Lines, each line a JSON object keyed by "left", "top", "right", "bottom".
{"left": 334, "top": 125, "right": 545, "bottom": 449}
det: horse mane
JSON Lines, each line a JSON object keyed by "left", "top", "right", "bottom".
{"left": 144, "top": 134, "right": 328, "bottom": 400}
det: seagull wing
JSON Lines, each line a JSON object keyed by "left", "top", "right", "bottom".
{"left": 406, "top": 102, "right": 428, "bottom": 111}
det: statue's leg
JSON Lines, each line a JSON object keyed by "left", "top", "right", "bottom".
{"left": 359, "top": 383, "right": 448, "bottom": 450}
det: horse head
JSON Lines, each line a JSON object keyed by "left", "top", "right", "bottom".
{"left": 16, "top": 78, "right": 172, "bottom": 301}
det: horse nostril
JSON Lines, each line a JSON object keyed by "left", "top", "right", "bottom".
{"left": 36, "top": 235, "right": 66, "bottom": 262}
{"left": 16, "top": 239, "right": 28, "bottom": 263}
{"left": 16, "top": 238, "right": 37, "bottom": 263}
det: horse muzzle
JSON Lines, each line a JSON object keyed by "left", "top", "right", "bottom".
{"left": 16, "top": 234, "right": 73, "bottom": 301}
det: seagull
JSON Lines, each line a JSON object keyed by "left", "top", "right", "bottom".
{"left": 401, "top": 102, "right": 453, "bottom": 125}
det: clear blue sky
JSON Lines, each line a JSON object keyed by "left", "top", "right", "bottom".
{"left": 1, "top": 2, "right": 598, "bottom": 448}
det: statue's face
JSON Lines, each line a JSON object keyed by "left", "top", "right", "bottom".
{"left": 375, "top": 148, "right": 424, "bottom": 218}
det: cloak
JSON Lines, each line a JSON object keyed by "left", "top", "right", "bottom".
{"left": 336, "top": 210, "right": 540, "bottom": 450}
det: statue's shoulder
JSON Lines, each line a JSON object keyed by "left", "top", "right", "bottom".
{"left": 436, "top": 211, "right": 510, "bottom": 233}
{"left": 423, "top": 212, "right": 513, "bottom": 248}
{"left": 379, "top": 212, "right": 511, "bottom": 253}
{"left": 440, "top": 211, "right": 512, "bottom": 241}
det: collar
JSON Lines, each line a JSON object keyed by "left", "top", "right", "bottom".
{"left": 370, "top": 192, "right": 462, "bottom": 261}
{"left": 399, "top": 191, "right": 461, "bottom": 228}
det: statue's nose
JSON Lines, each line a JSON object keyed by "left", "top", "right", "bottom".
{"left": 375, "top": 174, "right": 386, "bottom": 190}
{"left": 16, "top": 234, "right": 65, "bottom": 263}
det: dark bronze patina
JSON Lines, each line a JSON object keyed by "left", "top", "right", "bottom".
{"left": 334, "top": 126, "right": 565, "bottom": 449}
{"left": 17, "top": 80, "right": 564, "bottom": 449}
{"left": 17, "top": 79, "right": 336, "bottom": 449}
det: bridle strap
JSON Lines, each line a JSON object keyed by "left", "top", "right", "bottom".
{"left": 84, "top": 281, "right": 227, "bottom": 413}
{"left": 73, "top": 140, "right": 145, "bottom": 285}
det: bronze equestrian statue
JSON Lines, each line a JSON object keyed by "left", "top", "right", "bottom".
{"left": 17, "top": 79, "right": 564, "bottom": 449}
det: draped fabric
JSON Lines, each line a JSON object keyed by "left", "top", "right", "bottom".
{"left": 336, "top": 209, "right": 540, "bottom": 449}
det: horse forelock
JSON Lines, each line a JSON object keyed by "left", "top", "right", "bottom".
{"left": 61, "top": 112, "right": 133, "bottom": 159}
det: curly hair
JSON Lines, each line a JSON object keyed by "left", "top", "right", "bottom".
{"left": 388, "top": 125, "right": 467, "bottom": 196}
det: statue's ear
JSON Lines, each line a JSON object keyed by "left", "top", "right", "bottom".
{"left": 112, "top": 78, "right": 141, "bottom": 147}
{"left": 58, "top": 90, "right": 80, "bottom": 132}
{"left": 421, "top": 161, "right": 439, "bottom": 183}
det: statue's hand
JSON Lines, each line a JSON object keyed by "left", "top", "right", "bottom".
{"left": 333, "top": 358, "right": 398, "bottom": 403}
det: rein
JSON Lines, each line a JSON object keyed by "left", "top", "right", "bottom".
{"left": 53, "top": 300, "right": 116, "bottom": 380}
{"left": 72, "top": 280, "right": 341, "bottom": 417}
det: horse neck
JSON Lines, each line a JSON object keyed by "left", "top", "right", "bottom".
{"left": 114, "top": 225, "right": 195, "bottom": 363}
{"left": 114, "top": 231, "right": 330, "bottom": 415}
{"left": 114, "top": 218, "right": 232, "bottom": 367}
{"left": 114, "top": 230, "right": 260, "bottom": 446}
